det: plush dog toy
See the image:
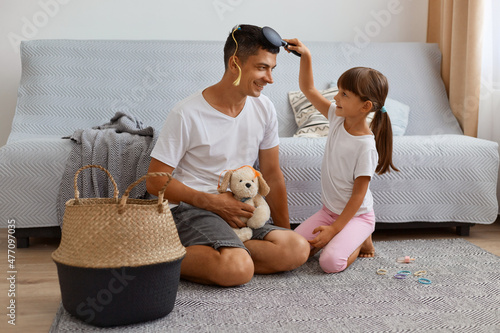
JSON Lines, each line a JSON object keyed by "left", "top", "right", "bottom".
{"left": 218, "top": 166, "right": 271, "bottom": 242}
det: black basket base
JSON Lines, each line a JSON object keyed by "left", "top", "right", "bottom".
{"left": 55, "top": 258, "right": 183, "bottom": 327}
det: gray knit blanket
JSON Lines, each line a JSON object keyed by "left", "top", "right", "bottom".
{"left": 57, "top": 112, "right": 156, "bottom": 226}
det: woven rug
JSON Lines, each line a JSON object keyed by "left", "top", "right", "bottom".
{"left": 50, "top": 238, "right": 500, "bottom": 332}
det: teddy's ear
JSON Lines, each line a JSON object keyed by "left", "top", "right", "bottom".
{"left": 257, "top": 174, "right": 270, "bottom": 196}
{"left": 218, "top": 170, "right": 233, "bottom": 193}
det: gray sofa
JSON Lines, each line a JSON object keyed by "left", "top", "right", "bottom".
{"left": 1, "top": 39, "right": 498, "bottom": 247}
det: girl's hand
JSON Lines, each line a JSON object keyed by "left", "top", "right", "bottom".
{"left": 308, "top": 225, "right": 339, "bottom": 249}
{"left": 283, "top": 38, "right": 310, "bottom": 57}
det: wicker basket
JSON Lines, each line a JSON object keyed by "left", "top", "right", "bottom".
{"left": 52, "top": 165, "right": 186, "bottom": 327}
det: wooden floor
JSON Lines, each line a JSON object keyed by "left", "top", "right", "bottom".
{"left": 1, "top": 218, "right": 499, "bottom": 332}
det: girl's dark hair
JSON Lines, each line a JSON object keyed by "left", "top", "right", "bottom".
{"left": 337, "top": 67, "right": 398, "bottom": 174}
{"left": 223, "top": 25, "right": 280, "bottom": 70}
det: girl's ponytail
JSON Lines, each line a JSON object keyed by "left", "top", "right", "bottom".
{"left": 370, "top": 108, "right": 398, "bottom": 174}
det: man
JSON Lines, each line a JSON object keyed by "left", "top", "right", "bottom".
{"left": 146, "top": 25, "right": 309, "bottom": 287}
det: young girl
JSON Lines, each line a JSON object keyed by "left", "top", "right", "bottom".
{"left": 285, "top": 39, "right": 398, "bottom": 273}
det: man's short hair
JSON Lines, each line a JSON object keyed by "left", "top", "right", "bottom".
{"left": 223, "top": 24, "right": 280, "bottom": 70}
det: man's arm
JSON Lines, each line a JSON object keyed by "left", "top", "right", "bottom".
{"left": 258, "top": 146, "right": 290, "bottom": 229}
{"left": 146, "top": 157, "right": 254, "bottom": 229}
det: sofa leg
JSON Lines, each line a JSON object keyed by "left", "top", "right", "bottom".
{"left": 16, "top": 237, "right": 29, "bottom": 248}
{"left": 13, "top": 226, "right": 61, "bottom": 248}
{"left": 456, "top": 225, "right": 470, "bottom": 236}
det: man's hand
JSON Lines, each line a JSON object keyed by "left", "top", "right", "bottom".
{"left": 308, "top": 225, "right": 340, "bottom": 249}
{"left": 147, "top": 158, "right": 255, "bottom": 229}
{"left": 203, "top": 192, "right": 255, "bottom": 229}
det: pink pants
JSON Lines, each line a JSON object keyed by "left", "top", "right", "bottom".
{"left": 294, "top": 205, "right": 375, "bottom": 273}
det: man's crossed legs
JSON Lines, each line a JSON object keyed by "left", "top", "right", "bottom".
{"left": 172, "top": 203, "right": 310, "bottom": 286}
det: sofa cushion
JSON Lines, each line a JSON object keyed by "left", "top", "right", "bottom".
{"left": 288, "top": 87, "right": 338, "bottom": 137}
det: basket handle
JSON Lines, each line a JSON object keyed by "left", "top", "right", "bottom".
{"left": 118, "top": 172, "right": 173, "bottom": 214}
{"left": 73, "top": 165, "right": 119, "bottom": 204}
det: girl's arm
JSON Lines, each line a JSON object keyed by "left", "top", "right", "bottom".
{"left": 308, "top": 176, "right": 371, "bottom": 249}
{"left": 284, "top": 39, "right": 332, "bottom": 118}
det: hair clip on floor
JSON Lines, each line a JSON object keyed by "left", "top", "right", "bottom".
{"left": 397, "top": 256, "right": 415, "bottom": 264}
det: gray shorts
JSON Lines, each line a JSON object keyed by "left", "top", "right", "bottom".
{"left": 170, "top": 202, "right": 285, "bottom": 252}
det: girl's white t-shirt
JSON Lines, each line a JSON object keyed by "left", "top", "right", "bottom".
{"left": 321, "top": 103, "right": 378, "bottom": 215}
{"left": 151, "top": 91, "right": 279, "bottom": 194}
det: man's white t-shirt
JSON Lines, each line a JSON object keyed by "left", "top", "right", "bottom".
{"left": 151, "top": 90, "right": 279, "bottom": 194}
{"left": 321, "top": 103, "right": 378, "bottom": 215}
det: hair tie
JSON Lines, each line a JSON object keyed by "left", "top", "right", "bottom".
{"left": 380, "top": 106, "right": 387, "bottom": 113}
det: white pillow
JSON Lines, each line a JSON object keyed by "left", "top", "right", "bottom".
{"left": 366, "top": 98, "right": 410, "bottom": 136}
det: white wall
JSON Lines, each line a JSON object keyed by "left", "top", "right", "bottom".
{"left": 0, "top": 0, "right": 427, "bottom": 146}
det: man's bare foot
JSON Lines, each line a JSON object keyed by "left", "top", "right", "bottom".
{"left": 358, "top": 235, "right": 375, "bottom": 258}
